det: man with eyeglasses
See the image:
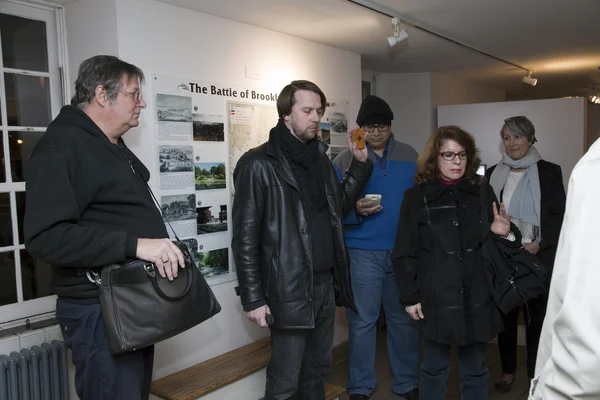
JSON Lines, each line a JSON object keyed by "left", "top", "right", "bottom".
{"left": 24, "top": 55, "right": 183, "bottom": 400}
{"left": 333, "top": 95, "right": 420, "bottom": 400}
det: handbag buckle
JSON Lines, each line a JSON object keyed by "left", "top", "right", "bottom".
{"left": 144, "top": 263, "right": 156, "bottom": 278}
{"left": 86, "top": 270, "right": 102, "bottom": 286}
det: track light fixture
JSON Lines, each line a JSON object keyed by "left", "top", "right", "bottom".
{"left": 589, "top": 88, "right": 600, "bottom": 104}
{"left": 522, "top": 71, "right": 538, "bottom": 86}
{"left": 387, "top": 17, "right": 409, "bottom": 47}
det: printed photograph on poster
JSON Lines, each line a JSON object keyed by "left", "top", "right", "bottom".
{"left": 160, "top": 194, "right": 197, "bottom": 238}
{"left": 181, "top": 238, "right": 199, "bottom": 267}
{"left": 161, "top": 194, "right": 196, "bottom": 222}
{"left": 324, "top": 99, "right": 349, "bottom": 147}
{"left": 159, "top": 146, "right": 194, "bottom": 172}
{"left": 329, "top": 146, "right": 346, "bottom": 162}
{"left": 159, "top": 145, "right": 194, "bottom": 191}
{"left": 198, "top": 248, "right": 229, "bottom": 278}
{"left": 156, "top": 94, "right": 193, "bottom": 141}
{"left": 193, "top": 113, "right": 225, "bottom": 142}
{"left": 196, "top": 204, "right": 227, "bottom": 235}
{"left": 318, "top": 122, "right": 331, "bottom": 145}
{"left": 195, "top": 162, "right": 226, "bottom": 191}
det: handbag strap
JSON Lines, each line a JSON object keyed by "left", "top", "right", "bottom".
{"left": 141, "top": 179, "right": 181, "bottom": 243}
{"left": 85, "top": 145, "right": 187, "bottom": 286}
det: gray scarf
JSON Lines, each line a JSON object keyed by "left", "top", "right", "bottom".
{"left": 489, "top": 146, "right": 542, "bottom": 228}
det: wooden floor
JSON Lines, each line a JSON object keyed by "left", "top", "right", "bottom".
{"left": 326, "top": 331, "right": 530, "bottom": 400}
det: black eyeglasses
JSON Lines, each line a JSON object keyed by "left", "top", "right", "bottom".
{"left": 363, "top": 124, "right": 390, "bottom": 133}
{"left": 440, "top": 151, "right": 467, "bottom": 161}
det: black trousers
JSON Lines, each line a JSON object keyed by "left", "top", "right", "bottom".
{"left": 56, "top": 300, "right": 154, "bottom": 400}
{"left": 264, "top": 277, "right": 336, "bottom": 400}
{"left": 497, "top": 294, "right": 548, "bottom": 378}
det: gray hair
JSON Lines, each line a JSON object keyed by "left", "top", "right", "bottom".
{"left": 501, "top": 116, "right": 537, "bottom": 144}
{"left": 71, "top": 55, "right": 145, "bottom": 110}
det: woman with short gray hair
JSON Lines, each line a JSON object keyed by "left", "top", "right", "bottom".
{"left": 486, "top": 116, "right": 566, "bottom": 393}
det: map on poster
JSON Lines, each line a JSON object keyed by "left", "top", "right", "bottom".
{"left": 227, "top": 101, "right": 278, "bottom": 196}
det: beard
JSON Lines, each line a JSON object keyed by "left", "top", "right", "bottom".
{"left": 291, "top": 120, "right": 319, "bottom": 142}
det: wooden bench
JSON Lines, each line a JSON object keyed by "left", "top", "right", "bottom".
{"left": 150, "top": 337, "right": 345, "bottom": 400}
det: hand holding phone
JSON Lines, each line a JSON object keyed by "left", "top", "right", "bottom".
{"left": 365, "top": 194, "right": 382, "bottom": 207}
{"left": 357, "top": 194, "right": 383, "bottom": 217}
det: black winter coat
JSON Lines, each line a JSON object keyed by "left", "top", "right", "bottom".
{"left": 486, "top": 160, "right": 566, "bottom": 270}
{"left": 232, "top": 128, "right": 373, "bottom": 329}
{"left": 392, "top": 179, "right": 509, "bottom": 345}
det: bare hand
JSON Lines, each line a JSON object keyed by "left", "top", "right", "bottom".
{"left": 490, "top": 201, "right": 511, "bottom": 237}
{"left": 247, "top": 304, "right": 271, "bottom": 328}
{"left": 136, "top": 238, "right": 185, "bottom": 281}
{"left": 523, "top": 240, "right": 540, "bottom": 255}
{"left": 405, "top": 303, "right": 424, "bottom": 320}
{"left": 347, "top": 128, "right": 369, "bottom": 162}
{"left": 356, "top": 198, "right": 383, "bottom": 216}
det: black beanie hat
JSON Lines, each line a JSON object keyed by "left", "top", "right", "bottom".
{"left": 356, "top": 95, "right": 394, "bottom": 127}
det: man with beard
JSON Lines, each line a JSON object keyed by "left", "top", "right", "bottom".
{"left": 232, "top": 80, "right": 373, "bottom": 399}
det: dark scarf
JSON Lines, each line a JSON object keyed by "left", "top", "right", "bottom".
{"left": 272, "top": 119, "right": 329, "bottom": 210}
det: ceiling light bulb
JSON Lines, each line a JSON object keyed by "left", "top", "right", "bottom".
{"left": 388, "top": 29, "right": 409, "bottom": 47}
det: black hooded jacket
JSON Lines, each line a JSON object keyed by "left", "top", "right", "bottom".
{"left": 24, "top": 105, "right": 167, "bottom": 303}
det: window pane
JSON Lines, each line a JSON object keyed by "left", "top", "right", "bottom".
{"left": 0, "top": 251, "right": 17, "bottom": 306}
{"left": 0, "top": 193, "right": 13, "bottom": 246}
{"left": 9, "top": 131, "right": 44, "bottom": 182}
{"left": 16, "top": 191, "right": 25, "bottom": 245}
{"left": 0, "top": 13, "right": 48, "bottom": 72}
{"left": 5, "top": 73, "right": 51, "bottom": 127}
{"left": 20, "top": 249, "right": 52, "bottom": 301}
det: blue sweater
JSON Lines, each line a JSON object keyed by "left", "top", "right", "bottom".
{"left": 333, "top": 137, "right": 417, "bottom": 251}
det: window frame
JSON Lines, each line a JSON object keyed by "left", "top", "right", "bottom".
{"left": 0, "top": 0, "right": 68, "bottom": 327}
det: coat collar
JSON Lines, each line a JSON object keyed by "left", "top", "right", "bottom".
{"left": 422, "top": 178, "right": 481, "bottom": 201}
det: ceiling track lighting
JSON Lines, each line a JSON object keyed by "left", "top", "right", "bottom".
{"left": 387, "top": 17, "right": 409, "bottom": 47}
{"left": 347, "top": 0, "right": 535, "bottom": 86}
{"left": 589, "top": 87, "right": 600, "bottom": 104}
{"left": 522, "top": 71, "right": 538, "bottom": 86}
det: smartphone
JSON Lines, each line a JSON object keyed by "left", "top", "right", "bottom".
{"left": 365, "top": 194, "right": 382, "bottom": 207}
{"left": 352, "top": 129, "right": 366, "bottom": 150}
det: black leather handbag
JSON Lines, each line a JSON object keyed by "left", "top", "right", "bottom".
{"left": 89, "top": 181, "right": 222, "bottom": 355}
{"left": 479, "top": 184, "right": 549, "bottom": 315}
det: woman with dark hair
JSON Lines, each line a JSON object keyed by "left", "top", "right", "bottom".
{"left": 392, "top": 125, "right": 520, "bottom": 399}
{"left": 488, "top": 116, "right": 566, "bottom": 393}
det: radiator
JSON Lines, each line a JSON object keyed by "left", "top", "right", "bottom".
{"left": 0, "top": 340, "right": 69, "bottom": 400}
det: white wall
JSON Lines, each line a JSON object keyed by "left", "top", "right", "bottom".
{"left": 375, "top": 72, "right": 506, "bottom": 154}
{"left": 430, "top": 73, "right": 506, "bottom": 131}
{"left": 62, "top": 0, "right": 361, "bottom": 384}
{"left": 65, "top": 0, "right": 119, "bottom": 92}
{"left": 376, "top": 73, "right": 432, "bottom": 153}
{"left": 438, "top": 97, "right": 586, "bottom": 188}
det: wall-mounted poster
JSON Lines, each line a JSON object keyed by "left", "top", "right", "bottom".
{"left": 227, "top": 101, "right": 278, "bottom": 197}
{"left": 153, "top": 75, "right": 280, "bottom": 284}
{"left": 323, "top": 98, "right": 349, "bottom": 147}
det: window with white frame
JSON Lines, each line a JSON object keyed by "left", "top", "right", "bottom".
{"left": 0, "top": 0, "right": 66, "bottom": 326}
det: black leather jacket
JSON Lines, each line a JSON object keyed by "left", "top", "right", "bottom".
{"left": 232, "top": 129, "right": 373, "bottom": 329}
